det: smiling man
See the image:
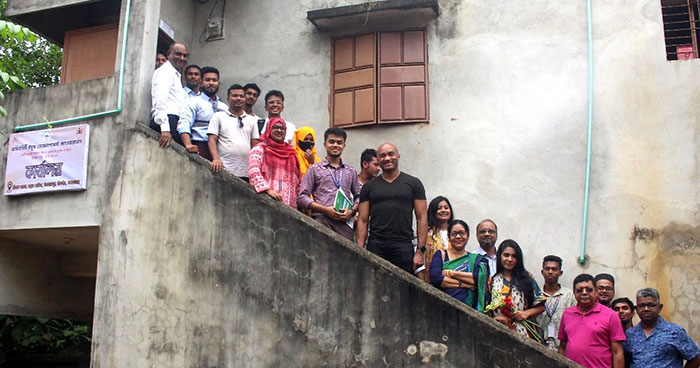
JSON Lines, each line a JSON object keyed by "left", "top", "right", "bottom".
{"left": 474, "top": 219, "right": 498, "bottom": 277}
{"left": 559, "top": 273, "right": 626, "bottom": 368}
{"left": 260, "top": 90, "right": 296, "bottom": 146}
{"left": 151, "top": 41, "right": 189, "bottom": 147}
{"left": 207, "top": 84, "right": 260, "bottom": 179}
{"left": 178, "top": 66, "right": 228, "bottom": 160}
{"left": 297, "top": 127, "right": 361, "bottom": 241}
{"left": 595, "top": 273, "right": 616, "bottom": 308}
{"left": 356, "top": 143, "right": 428, "bottom": 275}
{"left": 624, "top": 288, "right": 700, "bottom": 368}
{"left": 183, "top": 64, "right": 201, "bottom": 97}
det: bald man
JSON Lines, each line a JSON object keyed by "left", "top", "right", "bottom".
{"left": 356, "top": 143, "right": 428, "bottom": 274}
{"left": 151, "top": 42, "right": 189, "bottom": 147}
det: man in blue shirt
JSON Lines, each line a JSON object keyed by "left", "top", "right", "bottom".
{"left": 178, "top": 66, "right": 227, "bottom": 160}
{"left": 624, "top": 288, "right": 700, "bottom": 368}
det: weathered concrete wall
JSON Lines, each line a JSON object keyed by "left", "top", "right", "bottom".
{"left": 91, "top": 123, "right": 574, "bottom": 367}
{"left": 159, "top": 0, "right": 194, "bottom": 46}
{"left": 0, "top": 0, "right": 164, "bottom": 318}
{"left": 1, "top": 0, "right": 697, "bottom": 361}
{"left": 188, "top": 0, "right": 700, "bottom": 341}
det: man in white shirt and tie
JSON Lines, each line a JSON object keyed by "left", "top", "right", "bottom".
{"left": 151, "top": 42, "right": 188, "bottom": 148}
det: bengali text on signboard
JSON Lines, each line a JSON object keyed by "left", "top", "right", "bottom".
{"left": 4, "top": 124, "right": 90, "bottom": 196}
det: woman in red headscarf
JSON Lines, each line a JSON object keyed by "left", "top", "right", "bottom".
{"left": 248, "top": 117, "right": 302, "bottom": 208}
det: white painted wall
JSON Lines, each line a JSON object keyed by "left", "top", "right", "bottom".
{"left": 189, "top": 0, "right": 700, "bottom": 340}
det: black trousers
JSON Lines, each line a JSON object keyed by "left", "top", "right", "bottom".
{"left": 150, "top": 114, "right": 183, "bottom": 145}
{"left": 366, "top": 237, "right": 414, "bottom": 274}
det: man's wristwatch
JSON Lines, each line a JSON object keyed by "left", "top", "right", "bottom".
{"left": 419, "top": 245, "right": 426, "bottom": 253}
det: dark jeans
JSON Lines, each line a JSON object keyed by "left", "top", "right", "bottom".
{"left": 149, "top": 114, "right": 183, "bottom": 145}
{"left": 192, "top": 140, "right": 212, "bottom": 161}
{"left": 366, "top": 237, "right": 414, "bottom": 274}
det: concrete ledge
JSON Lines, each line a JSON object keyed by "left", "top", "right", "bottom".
{"left": 89, "top": 123, "right": 578, "bottom": 367}
{"left": 307, "top": 0, "right": 439, "bottom": 35}
{"left": 1, "top": 76, "right": 117, "bottom": 130}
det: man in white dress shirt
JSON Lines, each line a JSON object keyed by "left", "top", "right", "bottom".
{"left": 151, "top": 42, "right": 188, "bottom": 148}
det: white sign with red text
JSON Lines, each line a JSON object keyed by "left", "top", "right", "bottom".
{"left": 4, "top": 124, "right": 90, "bottom": 196}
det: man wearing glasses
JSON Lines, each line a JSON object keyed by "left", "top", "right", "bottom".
{"left": 474, "top": 219, "right": 498, "bottom": 277}
{"left": 178, "top": 66, "right": 227, "bottom": 160}
{"left": 558, "top": 273, "right": 626, "bottom": 368}
{"left": 624, "top": 288, "right": 700, "bottom": 368}
{"left": 260, "top": 90, "right": 296, "bottom": 146}
{"left": 207, "top": 84, "right": 260, "bottom": 180}
{"left": 595, "top": 273, "right": 616, "bottom": 308}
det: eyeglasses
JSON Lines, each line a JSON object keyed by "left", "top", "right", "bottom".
{"left": 596, "top": 286, "right": 614, "bottom": 292}
{"left": 478, "top": 229, "right": 496, "bottom": 234}
{"left": 637, "top": 303, "right": 659, "bottom": 310}
{"left": 575, "top": 287, "right": 594, "bottom": 294}
{"left": 271, "top": 126, "right": 286, "bottom": 131}
{"left": 449, "top": 231, "right": 468, "bottom": 238}
{"left": 266, "top": 100, "right": 284, "bottom": 105}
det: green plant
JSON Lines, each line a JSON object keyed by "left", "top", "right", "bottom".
{"left": 0, "top": 315, "right": 92, "bottom": 364}
{"left": 0, "top": 0, "right": 63, "bottom": 118}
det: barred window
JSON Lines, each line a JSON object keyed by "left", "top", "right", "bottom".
{"left": 661, "top": 0, "right": 700, "bottom": 60}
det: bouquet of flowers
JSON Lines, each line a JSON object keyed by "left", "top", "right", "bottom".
{"left": 483, "top": 290, "right": 542, "bottom": 343}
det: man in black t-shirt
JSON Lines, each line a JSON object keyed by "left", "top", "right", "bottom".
{"left": 356, "top": 143, "right": 428, "bottom": 274}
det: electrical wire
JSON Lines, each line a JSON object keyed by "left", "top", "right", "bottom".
{"left": 198, "top": 0, "right": 226, "bottom": 43}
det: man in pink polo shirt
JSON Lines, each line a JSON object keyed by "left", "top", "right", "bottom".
{"left": 558, "top": 273, "right": 626, "bottom": 368}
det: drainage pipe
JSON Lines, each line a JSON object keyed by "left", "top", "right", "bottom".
{"left": 13, "top": 0, "right": 133, "bottom": 133}
{"left": 579, "top": 0, "right": 594, "bottom": 265}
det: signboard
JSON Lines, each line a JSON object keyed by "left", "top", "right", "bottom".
{"left": 4, "top": 124, "right": 90, "bottom": 196}
{"left": 159, "top": 19, "right": 175, "bottom": 41}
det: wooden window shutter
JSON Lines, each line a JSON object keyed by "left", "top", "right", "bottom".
{"left": 331, "top": 33, "right": 377, "bottom": 127}
{"left": 378, "top": 30, "right": 429, "bottom": 123}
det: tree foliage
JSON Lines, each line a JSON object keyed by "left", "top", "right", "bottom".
{"left": 0, "top": 315, "right": 92, "bottom": 364}
{"left": 0, "top": 0, "right": 62, "bottom": 117}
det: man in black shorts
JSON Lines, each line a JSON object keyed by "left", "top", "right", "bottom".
{"left": 356, "top": 143, "right": 428, "bottom": 274}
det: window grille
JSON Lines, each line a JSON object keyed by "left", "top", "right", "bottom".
{"left": 661, "top": 0, "right": 700, "bottom": 60}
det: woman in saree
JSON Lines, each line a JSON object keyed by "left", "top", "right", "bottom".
{"left": 429, "top": 219, "right": 490, "bottom": 310}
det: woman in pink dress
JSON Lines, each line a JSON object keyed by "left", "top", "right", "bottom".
{"left": 248, "top": 117, "right": 301, "bottom": 208}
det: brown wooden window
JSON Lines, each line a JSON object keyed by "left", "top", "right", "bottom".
{"left": 331, "top": 30, "right": 429, "bottom": 127}
{"left": 661, "top": 0, "right": 700, "bottom": 60}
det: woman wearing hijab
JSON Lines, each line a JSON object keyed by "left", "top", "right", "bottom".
{"left": 294, "top": 126, "right": 322, "bottom": 177}
{"left": 248, "top": 117, "right": 301, "bottom": 208}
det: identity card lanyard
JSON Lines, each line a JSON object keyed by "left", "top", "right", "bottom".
{"left": 328, "top": 167, "right": 342, "bottom": 189}
{"left": 545, "top": 295, "right": 561, "bottom": 338}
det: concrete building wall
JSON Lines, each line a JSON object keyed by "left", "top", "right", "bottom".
{"left": 1, "top": 0, "right": 698, "bottom": 363}
{"left": 90, "top": 124, "right": 575, "bottom": 367}
{"left": 186, "top": 0, "right": 700, "bottom": 341}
